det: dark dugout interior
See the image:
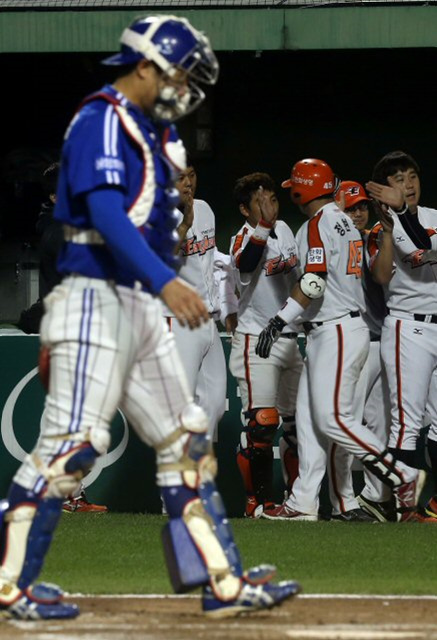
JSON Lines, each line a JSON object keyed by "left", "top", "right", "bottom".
{"left": 1, "top": 47, "right": 436, "bottom": 252}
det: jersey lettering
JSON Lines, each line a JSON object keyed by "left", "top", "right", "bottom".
{"left": 347, "top": 240, "right": 363, "bottom": 278}
{"left": 404, "top": 249, "right": 437, "bottom": 268}
{"left": 182, "top": 235, "right": 216, "bottom": 256}
{"left": 307, "top": 247, "right": 325, "bottom": 265}
{"left": 263, "top": 254, "right": 298, "bottom": 277}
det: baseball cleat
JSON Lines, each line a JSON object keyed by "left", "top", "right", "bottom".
{"left": 331, "top": 508, "right": 378, "bottom": 523}
{"left": 413, "top": 497, "right": 437, "bottom": 523}
{"left": 261, "top": 502, "right": 318, "bottom": 521}
{"left": 243, "top": 497, "right": 264, "bottom": 519}
{"left": 1, "top": 593, "right": 79, "bottom": 620}
{"left": 394, "top": 479, "right": 417, "bottom": 522}
{"left": 25, "top": 582, "right": 64, "bottom": 604}
{"left": 243, "top": 564, "right": 277, "bottom": 585}
{"left": 357, "top": 494, "right": 397, "bottom": 522}
{"left": 202, "top": 579, "right": 301, "bottom": 617}
{"left": 63, "top": 491, "right": 108, "bottom": 513}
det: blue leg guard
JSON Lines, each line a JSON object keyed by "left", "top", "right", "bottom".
{"left": 197, "top": 481, "right": 243, "bottom": 577}
{"left": 161, "top": 486, "right": 209, "bottom": 593}
{"left": 0, "top": 492, "right": 64, "bottom": 605}
{"left": 161, "top": 482, "right": 243, "bottom": 594}
{"left": 16, "top": 495, "right": 63, "bottom": 590}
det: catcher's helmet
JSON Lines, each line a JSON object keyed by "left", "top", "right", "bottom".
{"left": 102, "top": 15, "right": 219, "bottom": 121}
{"left": 338, "top": 180, "right": 370, "bottom": 210}
{"left": 281, "top": 158, "right": 337, "bottom": 205}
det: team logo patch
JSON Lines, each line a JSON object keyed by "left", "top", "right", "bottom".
{"left": 307, "top": 247, "right": 324, "bottom": 264}
{"left": 346, "top": 186, "right": 360, "bottom": 196}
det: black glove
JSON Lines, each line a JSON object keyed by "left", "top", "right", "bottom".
{"left": 255, "top": 315, "right": 286, "bottom": 359}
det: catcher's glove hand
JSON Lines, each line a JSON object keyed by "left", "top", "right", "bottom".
{"left": 255, "top": 316, "right": 286, "bottom": 359}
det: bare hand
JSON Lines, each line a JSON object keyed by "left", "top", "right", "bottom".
{"left": 177, "top": 193, "right": 194, "bottom": 240}
{"left": 257, "top": 186, "right": 278, "bottom": 224}
{"left": 224, "top": 312, "right": 238, "bottom": 335}
{"left": 374, "top": 201, "right": 394, "bottom": 234}
{"left": 365, "top": 181, "right": 405, "bottom": 210}
{"left": 160, "top": 278, "right": 209, "bottom": 329}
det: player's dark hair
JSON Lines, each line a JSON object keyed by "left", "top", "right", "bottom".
{"left": 185, "top": 151, "right": 194, "bottom": 169}
{"left": 234, "top": 172, "right": 277, "bottom": 210}
{"left": 372, "top": 151, "right": 420, "bottom": 185}
{"left": 42, "top": 162, "right": 60, "bottom": 198}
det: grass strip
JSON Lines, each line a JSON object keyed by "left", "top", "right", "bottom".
{"left": 41, "top": 514, "right": 437, "bottom": 595}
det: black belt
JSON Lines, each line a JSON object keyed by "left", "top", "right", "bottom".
{"left": 414, "top": 313, "right": 437, "bottom": 324}
{"left": 387, "top": 310, "right": 437, "bottom": 324}
{"left": 280, "top": 333, "right": 298, "bottom": 339}
{"left": 302, "top": 310, "right": 360, "bottom": 334}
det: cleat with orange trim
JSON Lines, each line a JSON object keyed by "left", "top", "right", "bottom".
{"left": 414, "top": 497, "right": 437, "bottom": 523}
{"left": 243, "top": 496, "right": 263, "bottom": 519}
{"left": 62, "top": 491, "right": 108, "bottom": 513}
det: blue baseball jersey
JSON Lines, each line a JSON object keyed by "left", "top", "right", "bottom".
{"left": 55, "top": 84, "right": 182, "bottom": 291}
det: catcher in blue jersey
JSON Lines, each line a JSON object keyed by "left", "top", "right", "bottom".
{"left": 0, "top": 16, "right": 300, "bottom": 620}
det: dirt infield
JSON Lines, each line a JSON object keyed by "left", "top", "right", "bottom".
{"left": 2, "top": 595, "right": 437, "bottom": 640}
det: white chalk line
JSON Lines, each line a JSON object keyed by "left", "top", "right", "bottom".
{"left": 67, "top": 593, "right": 437, "bottom": 600}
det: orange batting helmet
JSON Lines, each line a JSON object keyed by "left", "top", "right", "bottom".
{"left": 337, "top": 180, "right": 371, "bottom": 210}
{"left": 281, "top": 158, "right": 336, "bottom": 205}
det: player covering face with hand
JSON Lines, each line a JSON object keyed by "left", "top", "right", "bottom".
{"left": 229, "top": 172, "right": 303, "bottom": 519}
{"left": 0, "top": 16, "right": 300, "bottom": 621}
{"left": 366, "top": 151, "right": 437, "bottom": 523}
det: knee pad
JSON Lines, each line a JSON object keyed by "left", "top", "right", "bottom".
{"left": 361, "top": 449, "right": 405, "bottom": 489}
{"left": 237, "top": 408, "right": 279, "bottom": 505}
{"left": 156, "top": 402, "right": 216, "bottom": 489}
{"left": 44, "top": 442, "right": 100, "bottom": 499}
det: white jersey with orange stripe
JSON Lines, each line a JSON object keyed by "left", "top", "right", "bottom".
{"left": 296, "top": 201, "right": 366, "bottom": 323}
{"left": 163, "top": 199, "right": 221, "bottom": 317}
{"left": 367, "top": 206, "right": 437, "bottom": 315}
{"left": 230, "top": 219, "right": 300, "bottom": 335}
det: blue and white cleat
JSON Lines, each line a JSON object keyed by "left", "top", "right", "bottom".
{"left": 2, "top": 593, "right": 79, "bottom": 620}
{"left": 202, "top": 579, "right": 301, "bottom": 618}
{"left": 243, "top": 564, "right": 277, "bottom": 585}
{"left": 25, "top": 582, "right": 64, "bottom": 605}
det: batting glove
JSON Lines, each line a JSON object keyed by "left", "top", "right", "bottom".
{"left": 255, "top": 316, "right": 286, "bottom": 359}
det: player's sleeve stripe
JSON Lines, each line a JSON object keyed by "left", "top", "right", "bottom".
{"left": 367, "top": 223, "right": 382, "bottom": 261}
{"left": 103, "top": 105, "right": 113, "bottom": 156}
{"left": 232, "top": 229, "right": 249, "bottom": 267}
{"left": 232, "top": 230, "right": 247, "bottom": 256}
{"left": 110, "top": 110, "right": 118, "bottom": 157}
{"left": 305, "top": 212, "right": 327, "bottom": 272}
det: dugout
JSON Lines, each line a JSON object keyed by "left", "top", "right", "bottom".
{"left": 2, "top": 1, "right": 437, "bottom": 268}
